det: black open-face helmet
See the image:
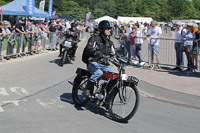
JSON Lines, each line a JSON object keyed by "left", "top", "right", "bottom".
{"left": 71, "top": 21, "right": 78, "bottom": 28}
{"left": 98, "top": 20, "right": 113, "bottom": 33}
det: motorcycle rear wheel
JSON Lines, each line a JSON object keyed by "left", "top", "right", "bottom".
{"left": 72, "top": 75, "right": 88, "bottom": 106}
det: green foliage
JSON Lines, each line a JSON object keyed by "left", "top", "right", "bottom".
{"left": 0, "top": 0, "right": 200, "bottom": 21}
{"left": 0, "top": 0, "right": 9, "bottom": 6}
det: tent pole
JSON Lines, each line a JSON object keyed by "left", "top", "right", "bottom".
{"left": 1, "top": 14, "right": 3, "bottom": 22}
{"left": 26, "top": 16, "right": 27, "bottom": 25}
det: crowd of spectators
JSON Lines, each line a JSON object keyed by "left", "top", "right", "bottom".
{"left": 0, "top": 18, "right": 199, "bottom": 72}
{"left": 108, "top": 20, "right": 199, "bottom": 71}
{"left": 115, "top": 21, "right": 161, "bottom": 67}
{"left": 174, "top": 22, "right": 200, "bottom": 71}
{"left": 0, "top": 18, "right": 86, "bottom": 59}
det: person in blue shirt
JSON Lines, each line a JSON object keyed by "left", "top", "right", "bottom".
{"left": 183, "top": 23, "right": 193, "bottom": 70}
{"left": 123, "top": 24, "right": 132, "bottom": 63}
{"left": 86, "top": 22, "right": 91, "bottom": 32}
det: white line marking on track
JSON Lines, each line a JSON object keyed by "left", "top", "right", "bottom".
{"left": 3, "top": 100, "right": 20, "bottom": 106}
{"left": 10, "top": 87, "right": 29, "bottom": 95}
{"left": 0, "top": 88, "right": 9, "bottom": 96}
{"left": 57, "top": 105, "right": 64, "bottom": 108}
{"left": 0, "top": 105, "right": 4, "bottom": 112}
{"left": 35, "top": 99, "right": 49, "bottom": 108}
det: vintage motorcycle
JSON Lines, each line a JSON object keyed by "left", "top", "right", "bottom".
{"left": 69, "top": 55, "right": 140, "bottom": 122}
{"left": 60, "top": 39, "right": 77, "bottom": 66}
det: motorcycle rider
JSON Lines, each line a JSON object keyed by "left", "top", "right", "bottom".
{"left": 59, "top": 21, "right": 80, "bottom": 61}
{"left": 82, "top": 20, "right": 115, "bottom": 98}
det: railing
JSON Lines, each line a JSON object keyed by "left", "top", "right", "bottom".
{"left": 0, "top": 31, "right": 64, "bottom": 61}
{"left": 118, "top": 36, "right": 199, "bottom": 76}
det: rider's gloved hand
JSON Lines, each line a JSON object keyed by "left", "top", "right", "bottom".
{"left": 95, "top": 51, "right": 103, "bottom": 59}
{"left": 110, "top": 53, "right": 115, "bottom": 58}
{"left": 103, "top": 58, "right": 110, "bottom": 66}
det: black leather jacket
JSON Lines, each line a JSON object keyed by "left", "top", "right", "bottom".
{"left": 64, "top": 28, "right": 80, "bottom": 42}
{"left": 84, "top": 33, "right": 115, "bottom": 65}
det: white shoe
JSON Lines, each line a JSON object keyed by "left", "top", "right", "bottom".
{"left": 133, "top": 61, "right": 139, "bottom": 65}
{"left": 140, "top": 62, "right": 145, "bottom": 66}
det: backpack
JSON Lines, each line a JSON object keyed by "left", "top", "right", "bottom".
{"left": 82, "top": 35, "right": 102, "bottom": 65}
{"left": 82, "top": 47, "right": 90, "bottom": 65}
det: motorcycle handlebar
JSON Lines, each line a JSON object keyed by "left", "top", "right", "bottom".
{"left": 65, "top": 39, "right": 78, "bottom": 43}
{"left": 102, "top": 55, "right": 128, "bottom": 67}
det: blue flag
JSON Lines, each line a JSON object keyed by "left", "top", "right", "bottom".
{"left": 26, "top": 0, "right": 35, "bottom": 16}
{"left": 48, "top": 0, "right": 53, "bottom": 18}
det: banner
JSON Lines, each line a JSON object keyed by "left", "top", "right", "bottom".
{"left": 39, "top": 0, "right": 45, "bottom": 11}
{"left": 26, "top": 0, "right": 35, "bottom": 16}
{"left": 0, "top": 8, "right": 2, "bottom": 14}
{"left": 86, "top": 12, "right": 91, "bottom": 22}
{"left": 48, "top": 0, "right": 53, "bottom": 18}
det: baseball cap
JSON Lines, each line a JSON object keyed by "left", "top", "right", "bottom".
{"left": 123, "top": 24, "right": 129, "bottom": 27}
{"left": 192, "top": 23, "right": 198, "bottom": 28}
{"left": 187, "top": 22, "right": 193, "bottom": 27}
{"left": 176, "top": 22, "right": 182, "bottom": 26}
{"left": 151, "top": 21, "right": 157, "bottom": 25}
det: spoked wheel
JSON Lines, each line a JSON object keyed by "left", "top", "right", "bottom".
{"left": 61, "top": 51, "right": 68, "bottom": 66}
{"left": 108, "top": 84, "right": 140, "bottom": 122}
{"left": 72, "top": 75, "right": 89, "bottom": 106}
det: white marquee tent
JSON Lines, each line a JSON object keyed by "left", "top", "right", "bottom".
{"left": 94, "top": 16, "right": 118, "bottom": 23}
{"left": 172, "top": 19, "right": 200, "bottom": 24}
{"left": 117, "top": 16, "right": 153, "bottom": 23}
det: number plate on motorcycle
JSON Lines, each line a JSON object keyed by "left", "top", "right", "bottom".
{"left": 64, "top": 41, "right": 72, "bottom": 47}
{"left": 127, "top": 76, "right": 139, "bottom": 85}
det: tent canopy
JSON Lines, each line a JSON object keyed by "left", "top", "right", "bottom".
{"left": 0, "top": 0, "right": 48, "bottom": 18}
{"left": 94, "top": 16, "right": 117, "bottom": 23}
{"left": 117, "top": 16, "right": 153, "bottom": 24}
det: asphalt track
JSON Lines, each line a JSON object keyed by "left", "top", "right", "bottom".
{"left": 0, "top": 35, "right": 199, "bottom": 133}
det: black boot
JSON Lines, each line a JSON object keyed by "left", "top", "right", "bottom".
{"left": 83, "top": 80, "right": 95, "bottom": 98}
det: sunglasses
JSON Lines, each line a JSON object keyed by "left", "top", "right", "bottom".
{"left": 105, "top": 28, "right": 112, "bottom": 30}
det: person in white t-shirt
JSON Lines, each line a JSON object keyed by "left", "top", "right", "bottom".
{"left": 140, "top": 22, "right": 144, "bottom": 36}
{"left": 147, "top": 21, "right": 162, "bottom": 66}
{"left": 134, "top": 23, "right": 145, "bottom": 66}
{"left": 173, "top": 22, "right": 186, "bottom": 71}
{"left": 65, "top": 21, "right": 71, "bottom": 30}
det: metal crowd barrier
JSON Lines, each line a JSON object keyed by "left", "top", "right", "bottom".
{"left": 118, "top": 36, "right": 199, "bottom": 76}
{"left": 0, "top": 31, "right": 60, "bottom": 61}
{"left": 143, "top": 38, "right": 199, "bottom": 75}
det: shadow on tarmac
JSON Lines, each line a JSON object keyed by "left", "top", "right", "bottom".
{"left": 49, "top": 59, "right": 73, "bottom": 67}
{"left": 59, "top": 93, "right": 128, "bottom": 124}
{"left": 156, "top": 66, "right": 200, "bottom": 78}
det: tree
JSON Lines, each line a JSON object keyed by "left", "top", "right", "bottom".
{"left": 192, "top": 0, "right": 200, "bottom": 18}
{"left": 0, "top": 0, "right": 200, "bottom": 21}
{"left": 0, "top": 0, "right": 10, "bottom": 6}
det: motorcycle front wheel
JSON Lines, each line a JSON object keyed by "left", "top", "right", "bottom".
{"left": 108, "top": 83, "right": 140, "bottom": 122}
{"left": 61, "top": 50, "right": 67, "bottom": 67}
{"left": 72, "top": 75, "right": 88, "bottom": 106}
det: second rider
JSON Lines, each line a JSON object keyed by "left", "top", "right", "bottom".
{"left": 59, "top": 21, "right": 80, "bottom": 61}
